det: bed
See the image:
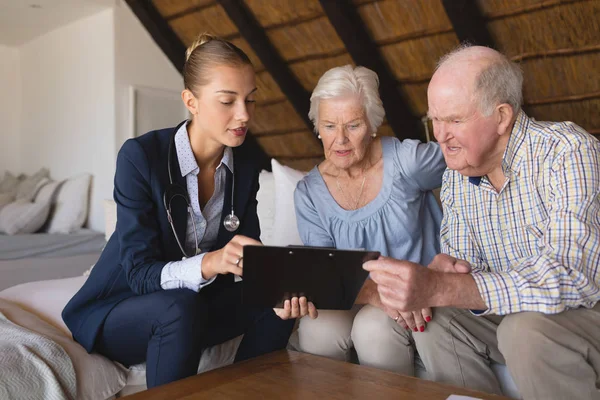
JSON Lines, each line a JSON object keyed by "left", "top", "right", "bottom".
{"left": 0, "top": 229, "right": 105, "bottom": 291}
{"left": 0, "top": 171, "right": 105, "bottom": 291}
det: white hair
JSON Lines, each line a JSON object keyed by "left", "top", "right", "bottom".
{"left": 308, "top": 65, "right": 385, "bottom": 134}
{"left": 436, "top": 44, "right": 524, "bottom": 116}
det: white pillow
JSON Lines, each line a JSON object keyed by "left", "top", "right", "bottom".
{"left": 271, "top": 159, "right": 307, "bottom": 246}
{"left": 0, "top": 193, "right": 14, "bottom": 211}
{"left": 103, "top": 199, "right": 117, "bottom": 241}
{"left": 47, "top": 173, "right": 92, "bottom": 233}
{"left": 256, "top": 170, "right": 275, "bottom": 245}
{"left": 0, "top": 180, "right": 60, "bottom": 235}
{"left": 0, "top": 171, "right": 19, "bottom": 194}
{"left": 15, "top": 168, "right": 49, "bottom": 201}
{"left": 0, "top": 299, "right": 127, "bottom": 400}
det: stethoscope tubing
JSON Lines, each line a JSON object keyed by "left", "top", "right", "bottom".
{"left": 164, "top": 121, "right": 238, "bottom": 259}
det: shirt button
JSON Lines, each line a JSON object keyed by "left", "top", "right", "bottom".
{"left": 200, "top": 221, "right": 206, "bottom": 227}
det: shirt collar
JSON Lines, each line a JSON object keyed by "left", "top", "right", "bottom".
{"left": 174, "top": 121, "right": 234, "bottom": 178}
{"left": 501, "top": 110, "right": 529, "bottom": 177}
{"left": 467, "top": 110, "right": 530, "bottom": 186}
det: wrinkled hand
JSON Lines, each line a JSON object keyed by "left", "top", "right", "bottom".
{"left": 392, "top": 308, "right": 432, "bottom": 332}
{"left": 363, "top": 257, "right": 434, "bottom": 312}
{"left": 202, "top": 235, "right": 261, "bottom": 280}
{"left": 428, "top": 254, "right": 472, "bottom": 274}
{"left": 377, "top": 299, "right": 431, "bottom": 332}
{"left": 273, "top": 297, "right": 318, "bottom": 320}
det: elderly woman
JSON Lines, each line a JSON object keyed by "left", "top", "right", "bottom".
{"left": 292, "top": 65, "right": 445, "bottom": 375}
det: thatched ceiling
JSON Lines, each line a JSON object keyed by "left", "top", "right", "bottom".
{"left": 128, "top": 0, "right": 600, "bottom": 171}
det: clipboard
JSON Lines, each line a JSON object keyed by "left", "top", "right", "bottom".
{"left": 242, "top": 245, "right": 380, "bottom": 310}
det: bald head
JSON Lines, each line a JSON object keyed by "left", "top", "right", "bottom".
{"left": 427, "top": 44, "right": 522, "bottom": 178}
{"left": 437, "top": 45, "right": 505, "bottom": 73}
{"left": 429, "top": 44, "right": 523, "bottom": 116}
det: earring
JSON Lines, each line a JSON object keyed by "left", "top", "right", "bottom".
{"left": 317, "top": 134, "right": 322, "bottom": 139}
{"left": 371, "top": 132, "right": 377, "bottom": 138}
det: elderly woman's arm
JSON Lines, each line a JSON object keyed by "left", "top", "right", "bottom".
{"left": 294, "top": 180, "right": 334, "bottom": 247}
{"left": 396, "top": 139, "right": 446, "bottom": 191}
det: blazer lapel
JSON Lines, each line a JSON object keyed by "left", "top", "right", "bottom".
{"left": 169, "top": 145, "right": 190, "bottom": 257}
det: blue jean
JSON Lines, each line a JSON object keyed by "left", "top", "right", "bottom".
{"left": 95, "top": 283, "right": 294, "bottom": 388}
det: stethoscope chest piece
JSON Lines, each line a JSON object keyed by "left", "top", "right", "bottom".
{"left": 223, "top": 211, "right": 240, "bottom": 232}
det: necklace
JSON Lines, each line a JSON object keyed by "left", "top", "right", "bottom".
{"left": 335, "top": 166, "right": 367, "bottom": 210}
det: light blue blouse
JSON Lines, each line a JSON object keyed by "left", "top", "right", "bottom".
{"left": 294, "top": 137, "right": 445, "bottom": 265}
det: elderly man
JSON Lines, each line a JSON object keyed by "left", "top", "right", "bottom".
{"left": 365, "top": 44, "right": 600, "bottom": 399}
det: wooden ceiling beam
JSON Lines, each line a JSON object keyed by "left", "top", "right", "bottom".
{"left": 125, "top": 0, "right": 271, "bottom": 170}
{"left": 319, "top": 0, "right": 425, "bottom": 141}
{"left": 165, "top": 2, "right": 217, "bottom": 21}
{"left": 441, "top": 0, "right": 495, "bottom": 47}
{"left": 217, "top": 0, "right": 315, "bottom": 136}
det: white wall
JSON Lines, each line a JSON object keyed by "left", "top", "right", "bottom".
{"left": 114, "top": 0, "right": 183, "bottom": 152}
{"left": 8, "top": 2, "right": 183, "bottom": 232}
{"left": 19, "top": 9, "right": 116, "bottom": 231}
{"left": 0, "top": 45, "right": 21, "bottom": 175}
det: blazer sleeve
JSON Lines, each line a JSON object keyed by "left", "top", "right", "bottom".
{"left": 114, "top": 139, "right": 167, "bottom": 295}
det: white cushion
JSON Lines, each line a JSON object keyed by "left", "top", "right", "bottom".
{"left": 103, "top": 199, "right": 117, "bottom": 241}
{"left": 257, "top": 170, "right": 276, "bottom": 245}
{"left": 0, "top": 180, "right": 60, "bottom": 235}
{"left": 0, "top": 299, "right": 127, "bottom": 400}
{"left": 0, "top": 193, "right": 14, "bottom": 211}
{"left": 0, "top": 171, "right": 19, "bottom": 194}
{"left": 47, "top": 173, "right": 92, "bottom": 233}
{"left": 15, "top": 168, "right": 49, "bottom": 201}
{"left": 271, "top": 159, "right": 307, "bottom": 246}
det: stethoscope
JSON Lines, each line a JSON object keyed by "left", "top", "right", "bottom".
{"left": 163, "top": 122, "right": 240, "bottom": 259}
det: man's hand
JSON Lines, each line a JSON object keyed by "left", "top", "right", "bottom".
{"left": 364, "top": 257, "right": 436, "bottom": 312}
{"left": 365, "top": 255, "right": 487, "bottom": 311}
{"left": 428, "top": 254, "right": 472, "bottom": 274}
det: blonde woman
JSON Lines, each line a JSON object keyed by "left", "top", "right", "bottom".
{"left": 293, "top": 65, "right": 445, "bottom": 375}
{"left": 63, "top": 35, "right": 294, "bottom": 388}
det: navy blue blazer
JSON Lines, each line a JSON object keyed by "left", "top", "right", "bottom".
{"left": 62, "top": 124, "right": 261, "bottom": 352}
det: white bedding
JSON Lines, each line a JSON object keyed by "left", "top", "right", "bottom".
{"left": 0, "top": 308, "right": 77, "bottom": 400}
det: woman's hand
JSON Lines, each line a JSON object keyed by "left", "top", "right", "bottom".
{"left": 202, "top": 235, "right": 261, "bottom": 280}
{"left": 273, "top": 297, "right": 318, "bottom": 320}
{"left": 389, "top": 308, "right": 432, "bottom": 332}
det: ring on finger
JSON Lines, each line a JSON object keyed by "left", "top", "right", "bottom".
{"left": 393, "top": 314, "right": 400, "bottom": 322}
{"left": 235, "top": 256, "right": 243, "bottom": 266}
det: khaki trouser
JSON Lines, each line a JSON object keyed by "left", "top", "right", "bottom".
{"left": 414, "top": 305, "right": 600, "bottom": 400}
{"left": 295, "top": 305, "right": 415, "bottom": 375}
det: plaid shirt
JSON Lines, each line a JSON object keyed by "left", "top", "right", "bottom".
{"left": 440, "top": 111, "right": 600, "bottom": 315}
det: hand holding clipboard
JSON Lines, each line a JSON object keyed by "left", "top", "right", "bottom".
{"left": 241, "top": 245, "right": 380, "bottom": 312}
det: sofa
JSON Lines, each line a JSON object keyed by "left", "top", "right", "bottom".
{"left": 0, "top": 159, "right": 521, "bottom": 399}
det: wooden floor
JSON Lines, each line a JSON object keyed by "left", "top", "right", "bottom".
{"left": 124, "top": 350, "right": 510, "bottom": 399}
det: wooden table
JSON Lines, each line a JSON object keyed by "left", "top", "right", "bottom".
{"left": 124, "top": 350, "right": 510, "bottom": 399}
